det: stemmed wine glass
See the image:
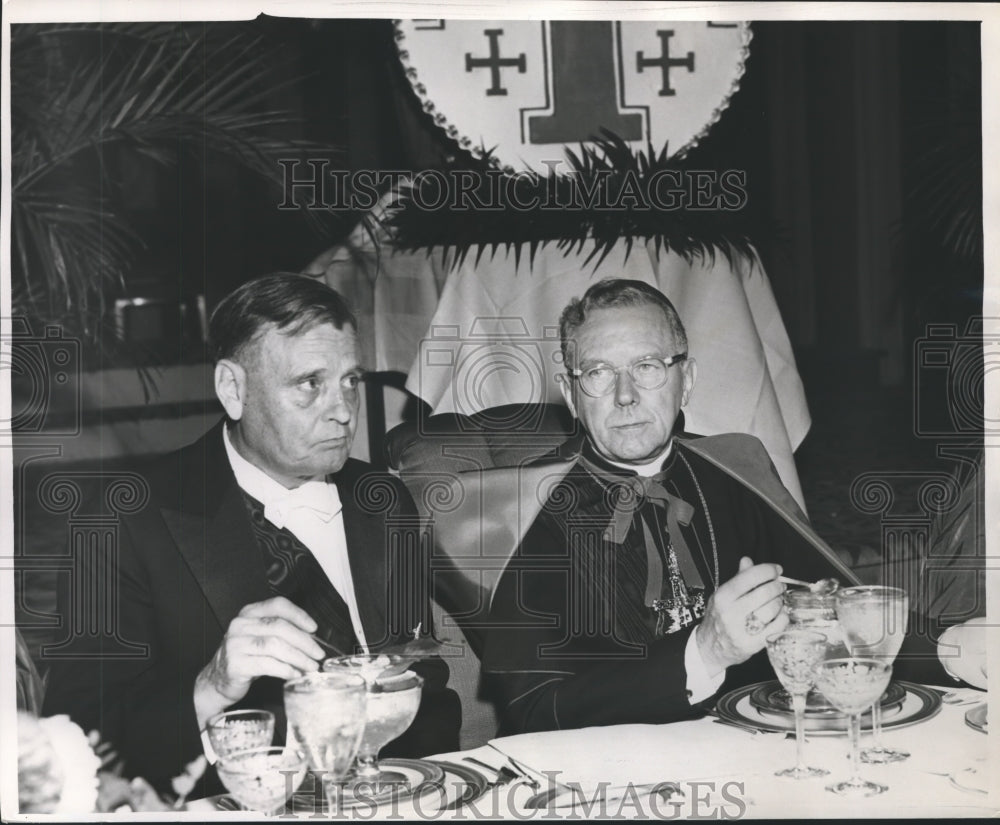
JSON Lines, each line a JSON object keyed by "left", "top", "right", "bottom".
{"left": 814, "top": 658, "right": 892, "bottom": 796}
{"left": 783, "top": 589, "right": 850, "bottom": 710}
{"left": 283, "top": 671, "right": 368, "bottom": 812}
{"left": 206, "top": 709, "right": 275, "bottom": 761}
{"left": 765, "top": 630, "right": 829, "bottom": 778}
{"left": 835, "top": 585, "right": 909, "bottom": 763}
{"left": 215, "top": 746, "right": 307, "bottom": 815}
{"left": 324, "top": 655, "right": 424, "bottom": 794}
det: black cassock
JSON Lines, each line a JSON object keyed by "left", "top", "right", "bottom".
{"left": 483, "top": 433, "right": 948, "bottom": 735}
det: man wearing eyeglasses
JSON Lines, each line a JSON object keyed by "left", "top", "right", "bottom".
{"left": 482, "top": 278, "right": 861, "bottom": 734}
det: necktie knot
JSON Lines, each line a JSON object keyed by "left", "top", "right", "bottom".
{"left": 264, "top": 481, "right": 342, "bottom": 530}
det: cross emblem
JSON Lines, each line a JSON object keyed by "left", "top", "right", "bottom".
{"left": 528, "top": 21, "right": 644, "bottom": 144}
{"left": 465, "top": 29, "right": 526, "bottom": 97}
{"left": 396, "top": 19, "right": 749, "bottom": 169}
{"left": 636, "top": 29, "right": 695, "bottom": 97}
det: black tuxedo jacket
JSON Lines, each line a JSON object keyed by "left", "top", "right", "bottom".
{"left": 43, "top": 420, "right": 459, "bottom": 793}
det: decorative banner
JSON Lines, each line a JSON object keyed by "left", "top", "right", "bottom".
{"left": 395, "top": 20, "right": 751, "bottom": 172}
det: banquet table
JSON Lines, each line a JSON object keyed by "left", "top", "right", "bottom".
{"left": 189, "top": 685, "right": 993, "bottom": 819}
{"left": 434, "top": 687, "right": 994, "bottom": 819}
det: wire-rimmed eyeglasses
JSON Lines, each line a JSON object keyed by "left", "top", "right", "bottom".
{"left": 566, "top": 353, "right": 688, "bottom": 397}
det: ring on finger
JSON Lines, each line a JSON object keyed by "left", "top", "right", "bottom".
{"left": 744, "top": 611, "right": 766, "bottom": 635}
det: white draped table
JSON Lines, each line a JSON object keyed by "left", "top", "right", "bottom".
{"left": 424, "top": 688, "right": 993, "bottom": 819}
{"left": 187, "top": 687, "right": 993, "bottom": 818}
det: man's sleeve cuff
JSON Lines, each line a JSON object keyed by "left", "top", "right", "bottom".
{"left": 684, "top": 629, "right": 726, "bottom": 704}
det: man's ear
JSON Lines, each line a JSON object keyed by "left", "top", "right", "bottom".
{"left": 215, "top": 359, "right": 246, "bottom": 421}
{"left": 556, "top": 372, "right": 578, "bottom": 418}
{"left": 681, "top": 357, "right": 697, "bottom": 408}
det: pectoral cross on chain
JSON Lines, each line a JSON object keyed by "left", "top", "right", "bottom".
{"left": 652, "top": 540, "right": 706, "bottom": 636}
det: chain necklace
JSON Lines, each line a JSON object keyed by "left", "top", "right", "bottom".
{"left": 676, "top": 450, "right": 720, "bottom": 588}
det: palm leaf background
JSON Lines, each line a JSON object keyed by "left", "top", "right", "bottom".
{"left": 11, "top": 22, "right": 333, "bottom": 352}
{"left": 386, "top": 131, "right": 760, "bottom": 274}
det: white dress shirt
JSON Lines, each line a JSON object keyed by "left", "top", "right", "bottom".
{"left": 608, "top": 442, "right": 725, "bottom": 703}
{"left": 222, "top": 426, "right": 368, "bottom": 651}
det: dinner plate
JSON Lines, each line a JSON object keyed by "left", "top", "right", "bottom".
{"left": 964, "top": 703, "right": 988, "bottom": 734}
{"left": 214, "top": 796, "right": 240, "bottom": 811}
{"left": 714, "top": 680, "right": 941, "bottom": 736}
{"left": 427, "top": 760, "right": 492, "bottom": 810}
{"left": 287, "top": 759, "right": 445, "bottom": 813}
{"left": 749, "top": 680, "right": 907, "bottom": 720}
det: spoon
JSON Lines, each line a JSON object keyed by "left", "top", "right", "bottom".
{"left": 779, "top": 576, "right": 839, "bottom": 595}
{"left": 310, "top": 634, "right": 346, "bottom": 657}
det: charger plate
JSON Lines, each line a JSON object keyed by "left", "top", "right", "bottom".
{"left": 749, "top": 679, "right": 907, "bottom": 719}
{"left": 715, "top": 680, "right": 941, "bottom": 735}
{"left": 288, "top": 759, "right": 444, "bottom": 813}
{"left": 427, "top": 760, "right": 492, "bottom": 810}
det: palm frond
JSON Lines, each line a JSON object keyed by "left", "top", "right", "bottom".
{"left": 11, "top": 21, "right": 340, "bottom": 352}
{"left": 387, "top": 130, "right": 756, "bottom": 272}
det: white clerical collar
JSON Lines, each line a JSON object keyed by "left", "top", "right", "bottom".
{"left": 606, "top": 441, "right": 674, "bottom": 478}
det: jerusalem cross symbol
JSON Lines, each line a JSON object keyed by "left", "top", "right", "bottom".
{"left": 397, "top": 19, "right": 750, "bottom": 170}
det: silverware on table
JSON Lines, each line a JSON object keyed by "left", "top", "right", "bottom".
{"left": 706, "top": 714, "right": 758, "bottom": 735}
{"left": 704, "top": 713, "right": 786, "bottom": 736}
{"left": 464, "top": 753, "right": 548, "bottom": 790}
{"left": 503, "top": 755, "right": 544, "bottom": 790}
{"left": 705, "top": 710, "right": 795, "bottom": 738}
{"left": 461, "top": 756, "right": 522, "bottom": 787}
{"left": 462, "top": 755, "right": 502, "bottom": 775}
{"left": 924, "top": 769, "right": 988, "bottom": 796}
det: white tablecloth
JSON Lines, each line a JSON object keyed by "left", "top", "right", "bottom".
{"left": 310, "top": 231, "right": 811, "bottom": 508}
{"left": 186, "top": 689, "right": 992, "bottom": 818}
{"left": 455, "top": 690, "right": 994, "bottom": 819}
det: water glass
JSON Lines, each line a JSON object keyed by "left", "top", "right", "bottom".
{"left": 766, "top": 630, "right": 829, "bottom": 779}
{"left": 815, "top": 658, "right": 892, "bottom": 797}
{"left": 216, "top": 746, "right": 307, "bottom": 815}
{"left": 284, "top": 671, "right": 367, "bottom": 811}
{"left": 207, "top": 709, "right": 275, "bottom": 761}
{"left": 836, "top": 586, "right": 909, "bottom": 763}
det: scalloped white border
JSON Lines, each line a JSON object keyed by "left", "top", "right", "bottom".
{"left": 394, "top": 20, "right": 753, "bottom": 173}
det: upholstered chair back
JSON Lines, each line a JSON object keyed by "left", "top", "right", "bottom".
{"left": 384, "top": 403, "right": 578, "bottom": 748}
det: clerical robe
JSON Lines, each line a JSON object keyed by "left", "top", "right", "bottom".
{"left": 482, "top": 432, "right": 945, "bottom": 735}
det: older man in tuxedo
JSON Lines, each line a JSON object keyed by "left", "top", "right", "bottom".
{"left": 44, "top": 274, "right": 459, "bottom": 793}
